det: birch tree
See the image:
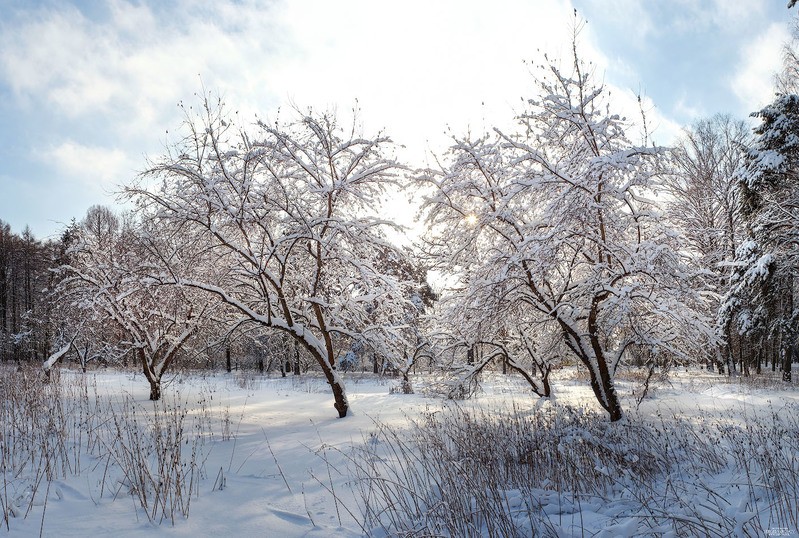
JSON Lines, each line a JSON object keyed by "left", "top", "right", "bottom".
{"left": 666, "top": 115, "right": 750, "bottom": 373}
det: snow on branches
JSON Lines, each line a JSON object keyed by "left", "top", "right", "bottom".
{"left": 421, "top": 37, "right": 709, "bottom": 421}
{"left": 56, "top": 206, "right": 211, "bottom": 400}
{"left": 125, "top": 95, "right": 415, "bottom": 417}
{"left": 722, "top": 93, "right": 799, "bottom": 381}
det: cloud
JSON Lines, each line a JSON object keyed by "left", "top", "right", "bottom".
{"left": 673, "top": 94, "right": 705, "bottom": 123}
{"left": 265, "top": 0, "right": 581, "bottom": 160}
{"left": 598, "top": 86, "right": 683, "bottom": 146}
{"left": 0, "top": 0, "right": 703, "bottom": 237}
{"left": 0, "top": 140, "right": 135, "bottom": 238}
{"left": 731, "top": 21, "right": 790, "bottom": 113}
{"left": 0, "top": 1, "right": 285, "bottom": 138}
{"left": 712, "top": 0, "right": 767, "bottom": 31}
{"left": 41, "top": 141, "right": 135, "bottom": 195}
{"left": 0, "top": 0, "right": 610, "bottom": 159}
{"left": 576, "top": 0, "right": 654, "bottom": 46}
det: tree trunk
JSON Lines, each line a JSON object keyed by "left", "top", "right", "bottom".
{"left": 756, "top": 348, "right": 762, "bottom": 375}
{"left": 293, "top": 333, "right": 348, "bottom": 417}
{"left": 293, "top": 340, "right": 301, "bottom": 375}
{"left": 739, "top": 344, "right": 745, "bottom": 376}
{"left": 772, "top": 338, "right": 777, "bottom": 372}
{"left": 505, "top": 356, "right": 550, "bottom": 398}
{"left": 400, "top": 372, "right": 413, "bottom": 394}
{"left": 586, "top": 301, "right": 623, "bottom": 422}
{"left": 11, "top": 265, "right": 19, "bottom": 362}
{"left": 226, "top": 345, "right": 232, "bottom": 373}
{"left": 138, "top": 348, "right": 161, "bottom": 401}
{"left": 743, "top": 347, "right": 751, "bottom": 377}
{"left": 149, "top": 378, "right": 161, "bottom": 401}
{"left": 586, "top": 366, "right": 623, "bottom": 422}
{"left": 542, "top": 370, "right": 551, "bottom": 398}
{"left": 321, "top": 365, "right": 348, "bottom": 417}
{"left": 783, "top": 344, "right": 793, "bottom": 382}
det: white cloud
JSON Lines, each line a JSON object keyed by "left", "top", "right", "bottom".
{"left": 265, "top": 0, "right": 581, "bottom": 160}
{"left": 42, "top": 141, "right": 134, "bottom": 196}
{"left": 731, "top": 21, "right": 790, "bottom": 112}
{"left": 0, "top": 0, "right": 619, "bottom": 161}
{"left": 579, "top": 0, "right": 654, "bottom": 45}
{"left": 0, "top": 0, "right": 718, "bottom": 237}
{"left": 0, "top": 141, "right": 136, "bottom": 238}
{"left": 712, "top": 0, "right": 766, "bottom": 31}
{"left": 673, "top": 94, "right": 705, "bottom": 123}
{"left": 644, "top": 102, "right": 684, "bottom": 147}
{"left": 599, "top": 86, "right": 683, "bottom": 146}
{"left": 0, "top": 1, "right": 285, "bottom": 137}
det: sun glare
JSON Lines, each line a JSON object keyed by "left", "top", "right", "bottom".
{"left": 464, "top": 213, "right": 479, "bottom": 226}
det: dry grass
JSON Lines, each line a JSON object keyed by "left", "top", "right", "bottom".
{"left": 0, "top": 364, "right": 215, "bottom": 530}
{"left": 348, "top": 401, "right": 799, "bottom": 537}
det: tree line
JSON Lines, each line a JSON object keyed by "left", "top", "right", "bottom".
{"left": 4, "top": 22, "right": 799, "bottom": 421}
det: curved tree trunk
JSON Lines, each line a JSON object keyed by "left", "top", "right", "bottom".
{"left": 506, "top": 357, "right": 551, "bottom": 398}
{"left": 294, "top": 333, "right": 349, "bottom": 417}
{"left": 584, "top": 301, "right": 624, "bottom": 422}
{"left": 317, "top": 357, "right": 348, "bottom": 417}
{"left": 587, "top": 367, "right": 623, "bottom": 422}
{"left": 328, "top": 374, "right": 348, "bottom": 418}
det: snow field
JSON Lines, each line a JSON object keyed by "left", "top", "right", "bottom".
{"left": 1, "top": 365, "right": 798, "bottom": 537}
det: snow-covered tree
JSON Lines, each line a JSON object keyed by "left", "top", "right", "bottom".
{"left": 777, "top": 13, "right": 799, "bottom": 93}
{"left": 723, "top": 94, "right": 799, "bottom": 381}
{"left": 126, "top": 96, "right": 412, "bottom": 417}
{"left": 669, "top": 115, "right": 749, "bottom": 268}
{"left": 433, "top": 277, "right": 555, "bottom": 399}
{"left": 666, "top": 114, "right": 751, "bottom": 372}
{"left": 369, "top": 246, "right": 437, "bottom": 390}
{"left": 422, "top": 34, "right": 709, "bottom": 421}
{"left": 57, "top": 206, "right": 210, "bottom": 399}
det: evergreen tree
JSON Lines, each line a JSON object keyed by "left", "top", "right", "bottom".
{"left": 724, "top": 94, "right": 799, "bottom": 381}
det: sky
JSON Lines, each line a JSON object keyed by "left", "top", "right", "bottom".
{"left": 0, "top": 0, "right": 795, "bottom": 240}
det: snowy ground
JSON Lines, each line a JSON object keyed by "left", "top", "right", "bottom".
{"left": 2, "top": 365, "right": 799, "bottom": 537}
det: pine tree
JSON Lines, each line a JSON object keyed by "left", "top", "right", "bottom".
{"left": 724, "top": 94, "right": 799, "bottom": 381}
